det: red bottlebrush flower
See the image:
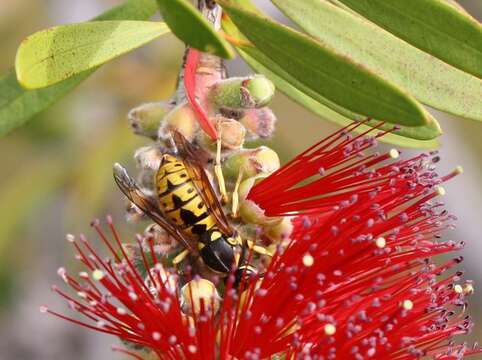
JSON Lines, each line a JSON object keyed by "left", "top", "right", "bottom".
{"left": 43, "top": 124, "right": 480, "bottom": 359}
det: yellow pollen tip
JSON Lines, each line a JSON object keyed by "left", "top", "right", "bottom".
{"left": 464, "top": 284, "right": 474, "bottom": 295}
{"left": 324, "top": 323, "right": 336, "bottom": 336}
{"left": 375, "top": 237, "right": 386, "bottom": 249}
{"left": 302, "top": 253, "right": 314, "bottom": 267}
{"left": 92, "top": 269, "right": 105, "bottom": 281}
{"left": 435, "top": 186, "right": 446, "bottom": 196}
{"left": 454, "top": 284, "right": 463, "bottom": 294}
{"left": 402, "top": 299, "right": 414, "bottom": 311}
{"left": 454, "top": 165, "right": 464, "bottom": 175}
{"left": 389, "top": 149, "right": 400, "bottom": 159}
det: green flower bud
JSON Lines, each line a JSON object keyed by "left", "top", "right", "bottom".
{"left": 223, "top": 146, "right": 280, "bottom": 180}
{"left": 197, "top": 116, "right": 246, "bottom": 151}
{"left": 159, "top": 102, "right": 199, "bottom": 142}
{"left": 263, "top": 217, "right": 294, "bottom": 245}
{"left": 128, "top": 102, "right": 172, "bottom": 139}
{"left": 180, "top": 278, "right": 221, "bottom": 316}
{"left": 240, "top": 107, "right": 277, "bottom": 140}
{"left": 209, "top": 75, "right": 275, "bottom": 110}
{"left": 238, "top": 176, "right": 281, "bottom": 226}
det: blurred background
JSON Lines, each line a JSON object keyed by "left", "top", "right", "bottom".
{"left": 0, "top": 0, "right": 480, "bottom": 359}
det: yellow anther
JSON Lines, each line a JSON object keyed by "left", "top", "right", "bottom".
{"left": 92, "top": 269, "right": 105, "bottom": 281}
{"left": 435, "top": 186, "right": 446, "bottom": 196}
{"left": 454, "top": 284, "right": 464, "bottom": 294}
{"left": 402, "top": 299, "right": 414, "bottom": 311}
{"left": 375, "top": 237, "right": 386, "bottom": 249}
{"left": 302, "top": 253, "right": 314, "bottom": 267}
{"left": 464, "top": 284, "right": 474, "bottom": 295}
{"left": 454, "top": 165, "right": 464, "bottom": 175}
{"left": 324, "top": 324, "right": 336, "bottom": 336}
{"left": 389, "top": 149, "right": 400, "bottom": 159}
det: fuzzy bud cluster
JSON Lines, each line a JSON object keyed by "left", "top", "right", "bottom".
{"left": 127, "top": 50, "right": 286, "bottom": 253}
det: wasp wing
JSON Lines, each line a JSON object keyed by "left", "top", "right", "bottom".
{"left": 113, "top": 163, "right": 198, "bottom": 255}
{"left": 172, "top": 131, "right": 234, "bottom": 237}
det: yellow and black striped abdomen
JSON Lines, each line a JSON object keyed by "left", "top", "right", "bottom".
{"left": 156, "top": 154, "right": 217, "bottom": 237}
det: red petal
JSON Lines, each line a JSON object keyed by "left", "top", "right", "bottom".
{"left": 184, "top": 48, "right": 218, "bottom": 140}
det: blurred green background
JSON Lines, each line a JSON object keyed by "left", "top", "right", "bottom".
{"left": 0, "top": 1, "right": 480, "bottom": 359}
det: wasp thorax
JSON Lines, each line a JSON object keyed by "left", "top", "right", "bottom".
{"left": 158, "top": 102, "right": 200, "bottom": 142}
{"left": 128, "top": 101, "right": 173, "bottom": 139}
{"left": 209, "top": 75, "right": 275, "bottom": 110}
{"left": 240, "top": 107, "right": 277, "bottom": 140}
{"left": 223, "top": 146, "right": 280, "bottom": 180}
{"left": 180, "top": 278, "right": 221, "bottom": 316}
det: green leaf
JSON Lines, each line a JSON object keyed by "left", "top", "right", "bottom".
{"left": 337, "top": 0, "right": 482, "bottom": 80}
{"left": 95, "top": 0, "right": 158, "bottom": 21}
{"left": 156, "top": 0, "right": 234, "bottom": 59}
{"left": 271, "top": 0, "right": 482, "bottom": 123}
{"left": 218, "top": 1, "right": 431, "bottom": 128}
{"left": 16, "top": 21, "right": 168, "bottom": 89}
{"left": 238, "top": 47, "right": 440, "bottom": 149}
{"left": 0, "top": 0, "right": 158, "bottom": 137}
{"left": 0, "top": 70, "right": 90, "bottom": 136}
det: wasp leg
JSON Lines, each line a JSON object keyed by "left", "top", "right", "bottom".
{"left": 172, "top": 249, "right": 190, "bottom": 265}
{"left": 231, "top": 167, "right": 244, "bottom": 219}
{"left": 214, "top": 130, "right": 228, "bottom": 204}
{"left": 246, "top": 240, "right": 274, "bottom": 257}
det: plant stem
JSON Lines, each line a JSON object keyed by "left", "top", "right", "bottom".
{"left": 174, "top": 0, "right": 226, "bottom": 105}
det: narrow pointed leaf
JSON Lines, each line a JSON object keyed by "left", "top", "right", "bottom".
{"left": 16, "top": 21, "right": 168, "bottom": 89}
{"left": 272, "top": 0, "right": 482, "bottom": 123}
{"left": 218, "top": 1, "right": 431, "bottom": 128}
{"left": 156, "top": 0, "right": 234, "bottom": 59}
{"left": 337, "top": 0, "right": 482, "bottom": 80}
{"left": 0, "top": 0, "right": 159, "bottom": 137}
{"left": 238, "top": 47, "right": 440, "bottom": 149}
{"left": 95, "top": 0, "right": 158, "bottom": 21}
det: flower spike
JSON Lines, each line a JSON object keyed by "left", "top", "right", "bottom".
{"left": 44, "top": 125, "right": 480, "bottom": 358}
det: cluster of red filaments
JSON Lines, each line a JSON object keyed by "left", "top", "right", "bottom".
{"left": 43, "top": 123, "right": 480, "bottom": 359}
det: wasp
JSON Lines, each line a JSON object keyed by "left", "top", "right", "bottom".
{"left": 113, "top": 131, "right": 263, "bottom": 286}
